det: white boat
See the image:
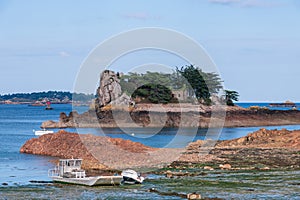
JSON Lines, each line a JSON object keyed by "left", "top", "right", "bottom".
{"left": 121, "top": 169, "right": 145, "bottom": 184}
{"left": 48, "top": 159, "right": 123, "bottom": 186}
{"left": 34, "top": 129, "right": 54, "bottom": 136}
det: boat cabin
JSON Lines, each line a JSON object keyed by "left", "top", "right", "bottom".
{"left": 54, "top": 159, "right": 86, "bottom": 178}
{"left": 59, "top": 159, "right": 82, "bottom": 173}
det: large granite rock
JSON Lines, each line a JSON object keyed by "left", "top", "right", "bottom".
{"left": 20, "top": 130, "right": 156, "bottom": 170}
{"left": 95, "top": 70, "right": 134, "bottom": 110}
{"left": 96, "top": 70, "right": 121, "bottom": 108}
{"left": 20, "top": 130, "right": 183, "bottom": 170}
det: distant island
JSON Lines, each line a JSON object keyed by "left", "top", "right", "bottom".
{"left": 0, "top": 91, "right": 94, "bottom": 105}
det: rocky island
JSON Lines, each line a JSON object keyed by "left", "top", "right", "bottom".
{"left": 41, "top": 69, "right": 300, "bottom": 129}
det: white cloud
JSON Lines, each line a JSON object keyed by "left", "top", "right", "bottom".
{"left": 59, "top": 51, "right": 70, "bottom": 57}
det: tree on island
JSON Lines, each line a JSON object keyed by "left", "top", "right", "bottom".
{"left": 119, "top": 65, "right": 238, "bottom": 105}
{"left": 225, "top": 90, "right": 239, "bottom": 106}
{"left": 120, "top": 72, "right": 172, "bottom": 96}
{"left": 131, "top": 84, "right": 173, "bottom": 104}
{"left": 176, "top": 65, "right": 223, "bottom": 105}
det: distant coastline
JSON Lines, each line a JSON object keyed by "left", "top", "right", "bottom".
{"left": 0, "top": 91, "right": 94, "bottom": 106}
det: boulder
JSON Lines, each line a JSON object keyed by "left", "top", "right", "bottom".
{"left": 187, "top": 193, "right": 201, "bottom": 200}
{"left": 219, "top": 164, "right": 232, "bottom": 170}
{"left": 41, "top": 120, "right": 58, "bottom": 128}
{"left": 203, "top": 166, "right": 214, "bottom": 171}
{"left": 59, "top": 112, "right": 69, "bottom": 123}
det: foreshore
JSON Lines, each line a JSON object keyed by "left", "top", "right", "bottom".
{"left": 18, "top": 128, "right": 300, "bottom": 199}
{"left": 20, "top": 128, "right": 300, "bottom": 171}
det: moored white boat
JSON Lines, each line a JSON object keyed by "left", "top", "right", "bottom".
{"left": 121, "top": 169, "right": 145, "bottom": 184}
{"left": 34, "top": 129, "right": 54, "bottom": 136}
{"left": 48, "top": 159, "right": 123, "bottom": 186}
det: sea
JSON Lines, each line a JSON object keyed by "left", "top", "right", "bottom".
{"left": 0, "top": 103, "right": 299, "bottom": 199}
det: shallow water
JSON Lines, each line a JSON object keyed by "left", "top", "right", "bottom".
{"left": 1, "top": 169, "right": 299, "bottom": 199}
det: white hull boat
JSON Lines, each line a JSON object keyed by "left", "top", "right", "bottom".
{"left": 34, "top": 129, "right": 54, "bottom": 136}
{"left": 121, "top": 169, "right": 145, "bottom": 184}
{"left": 50, "top": 175, "right": 123, "bottom": 186}
{"left": 48, "top": 159, "right": 123, "bottom": 186}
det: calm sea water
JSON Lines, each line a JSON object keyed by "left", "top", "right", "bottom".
{"left": 0, "top": 103, "right": 299, "bottom": 198}
{"left": 0, "top": 104, "right": 87, "bottom": 186}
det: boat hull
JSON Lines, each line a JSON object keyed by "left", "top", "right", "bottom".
{"left": 121, "top": 169, "right": 144, "bottom": 184}
{"left": 122, "top": 176, "right": 142, "bottom": 184}
{"left": 51, "top": 175, "right": 123, "bottom": 186}
{"left": 35, "top": 130, "right": 54, "bottom": 136}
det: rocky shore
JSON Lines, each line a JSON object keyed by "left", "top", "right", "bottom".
{"left": 20, "top": 128, "right": 300, "bottom": 172}
{"left": 20, "top": 130, "right": 181, "bottom": 171}
{"left": 41, "top": 104, "right": 300, "bottom": 129}
{"left": 178, "top": 128, "right": 300, "bottom": 169}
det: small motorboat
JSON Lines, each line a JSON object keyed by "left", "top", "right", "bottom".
{"left": 121, "top": 169, "right": 145, "bottom": 184}
{"left": 48, "top": 159, "right": 123, "bottom": 186}
{"left": 34, "top": 129, "right": 54, "bottom": 136}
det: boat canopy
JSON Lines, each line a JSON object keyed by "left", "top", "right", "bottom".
{"left": 58, "top": 159, "right": 83, "bottom": 175}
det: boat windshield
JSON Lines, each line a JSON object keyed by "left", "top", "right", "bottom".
{"left": 59, "top": 159, "right": 82, "bottom": 167}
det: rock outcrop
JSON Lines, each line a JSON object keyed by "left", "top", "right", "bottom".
{"left": 217, "top": 128, "right": 300, "bottom": 149}
{"left": 20, "top": 130, "right": 156, "bottom": 170}
{"left": 179, "top": 128, "right": 300, "bottom": 168}
{"left": 20, "top": 130, "right": 181, "bottom": 170}
{"left": 95, "top": 70, "right": 134, "bottom": 111}
{"left": 95, "top": 70, "right": 121, "bottom": 108}
{"left": 20, "top": 131, "right": 105, "bottom": 170}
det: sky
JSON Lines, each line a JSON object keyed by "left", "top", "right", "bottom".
{"left": 0, "top": 0, "right": 300, "bottom": 102}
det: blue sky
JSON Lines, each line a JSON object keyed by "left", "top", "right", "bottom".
{"left": 0, "top": 0, "right": 299, "bottom": 102}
